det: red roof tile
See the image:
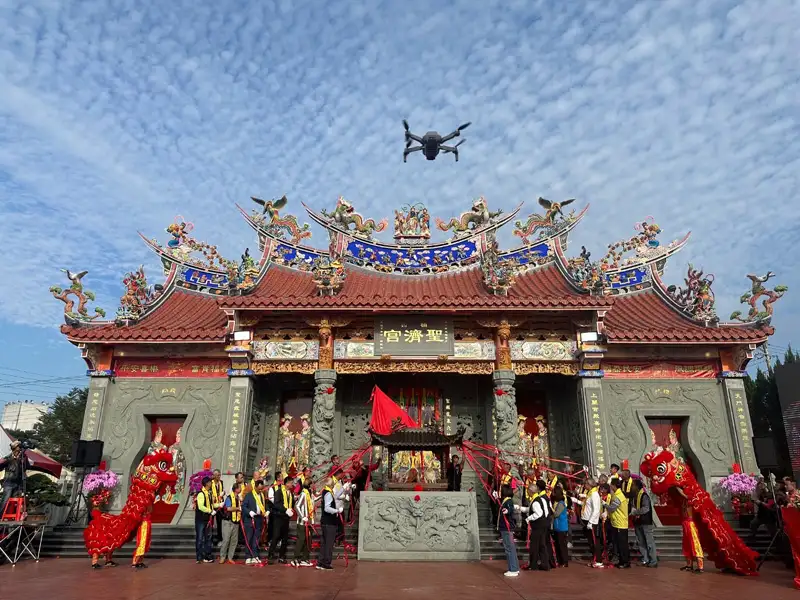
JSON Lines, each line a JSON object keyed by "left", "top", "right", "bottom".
{"left": 62, "top": 290, "right": 228, "bottom": 342}
{"left": 219, "top": 264, "right": 613, "bottom": 310}
{"left": 603, "top": 291, "right": 770, "bottom": 343}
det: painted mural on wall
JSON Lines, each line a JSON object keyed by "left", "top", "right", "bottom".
{"left": 647, "top": 418, "right": 694, "bottom": 525}
{"left": 516, "top": 392, "right": 550, "bottom": 467}
{"left": 277, "top": 391, "right": 313, "bottom": 478}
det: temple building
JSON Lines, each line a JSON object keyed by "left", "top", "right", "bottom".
{"left": 54, "top": 195, "right": 787, "bottom": 525}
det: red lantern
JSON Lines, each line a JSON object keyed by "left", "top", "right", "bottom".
{"left": 202, "top": 459, "right": 212, "bottom": 470}
{"left": 732, "top": 463, "right": 742, "bottom": 474}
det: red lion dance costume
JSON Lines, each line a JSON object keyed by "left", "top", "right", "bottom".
{"left": 640, "top": 450, "right": 758, "bottom": 575}
{"left": 83, "top": 449, "right": 178, "bottom": 569}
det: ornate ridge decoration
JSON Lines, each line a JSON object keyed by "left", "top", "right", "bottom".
{"left": 393, "top": 202, "right": 431, "bottom": 245}
{"left": 311, "top": 256, "right": 346, "bottom": 296}
{"left": 50, "top": 269, "right": 107, "bottom": 326}
{"left": 335, "top": 360, "right": 494, "bottom": 375}
{"left": 251, "top": 361, "right": 316, "bottom": 375}
{"left": 157, "top": 215, "right": 231, "bottom": 271}
{"left": 230, "top": 248, "right": 260, "bottom": 292}
{"left": 730, "top": 272, "right": 788, "bottom": 323}
{"left": 435, "top": 196, "right": 502, "bottom": 241}
{"left": 513, "top": 197, "right": 576, "bottom": 244}
{"left": 250, "top": 195, "right": 312, "bottom": 245}
{"left": 320, "top": 196, "right": 388, "bottom": 240}
{"left": 666, "top": 264, "right": 718, "bottom": 323}
{"left": 513, "top": 362, "right": 579, "bottom": 376}
{"left": 566, "top": 246, "right": 604, "bottom": 294}
{"left": 599, "top": 217, "right": 688, "bottom": 272}
{"left": 116, "top": 266, "right": 163, "bottom": 324}
{"left": 481, "top": 238, "right": 518, "bottom": 295}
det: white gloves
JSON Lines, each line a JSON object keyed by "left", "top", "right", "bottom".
{"left": 513, "top": 504, "right": 521, "bottom": 511}
{"left": 337, "top": 507, "right": 344, "bottom": 514}
{"left": 286, "top": 508, "right": 294, "bottom": 518}
{"left": 302, "top": 517, "right": 309, "bottom": 524}
{"left": 211, "top": 510, "right": 216, "bottom": 516}
{"left": 526, "top": 514, "right": 535, "bottom": 523}
{"left": 501, "top": 508, "right": 508, "bottom": 515}
{"left": 249, "top": 511, "right": 256, "bottom": 518}
{"left": 491, "top": 491, "right": 499, "bottom": 499}
{"left": 344, "top": 495, "right": 350, "bottom": 502}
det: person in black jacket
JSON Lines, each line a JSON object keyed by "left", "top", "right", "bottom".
{"left": 241, "top": 479, "right": 267, "bottom": 564}
{"left": 318, "top": 476, "right": 342, "bottom": 570}
{"left": 498, "top": 484, "right": 520, "bottom": 577}
{"left": 267, "top": 476, "right": 295, "bottom": 564}
{"left": 525, "top": 480, "right": 551, "bottom": 571}
{"left": 446, "top": 455, "right": 463, "bottom": 491}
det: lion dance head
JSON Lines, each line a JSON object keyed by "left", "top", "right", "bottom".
{"left": 132, "top": 449, "right": 179, "bottom": 496}
{"left": 640, "top": 450, "right": 694, "bottom": 495}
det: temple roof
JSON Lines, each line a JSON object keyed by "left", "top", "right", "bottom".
{"left": 218, "top": 263, "right": 613, "bottom": 311}
{"left": 62, "top": 290, "right": 228, "bottom": 342}
{"left": 371, "top": 428, "right": 464, "bottom": 449}
{"left": 603, "top": 291, "right": 771, "bottom": 343}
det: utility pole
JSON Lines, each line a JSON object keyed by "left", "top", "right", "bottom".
{"left": 761, "top": 342, "right": 774, "bottom": 375}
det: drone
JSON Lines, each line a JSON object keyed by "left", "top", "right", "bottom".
{"left": 403, "top": 119, "right": 471, "bottom": 162}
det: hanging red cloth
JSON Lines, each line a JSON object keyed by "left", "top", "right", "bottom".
{"left": 369, "top": 386, "right": 417, "bottom": 435}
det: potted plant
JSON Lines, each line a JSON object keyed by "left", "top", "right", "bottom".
{"left": 25, "top": 474, "right": 69, "bottom": 522}
{"left": 82, "top": 468, "right": 120, "bottom": 510}
{"left": 717, "top": 470, "right": 758, "bottom": 527}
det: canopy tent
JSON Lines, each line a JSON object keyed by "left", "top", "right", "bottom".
{"left": 0, "top": 425, "right": 63, "bottom": 479}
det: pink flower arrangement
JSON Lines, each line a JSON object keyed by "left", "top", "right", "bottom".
{"left": 718, "top": 472, "right": 758, "bottom": 495}
{"left": 82, "top": 469, "right": 120, "bottom": 495}
{"left": 189, "top": 468, "right": 214, "bottom": 494}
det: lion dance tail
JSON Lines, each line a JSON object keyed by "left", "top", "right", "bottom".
{"left": 694, "top": 497, "right": 759, "bottom": 575}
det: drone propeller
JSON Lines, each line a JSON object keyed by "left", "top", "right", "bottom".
{"left": 403, "top": 119, "right": 410, "bottom": 132}
{"left": 457, "top": 122, "right": 471, "bottom": 132}
{"left": 455, "top": 139, "right": 466, "bottom": 148}
{"left": 405, "top": 139, "right": 413, "bottom": 149}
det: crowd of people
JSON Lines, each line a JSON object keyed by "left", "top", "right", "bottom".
{"left": 491, "top": 462, "right": 662, "bottom": 577}
{"left": 193, "top": 454, "right": 375, "bottom": 571}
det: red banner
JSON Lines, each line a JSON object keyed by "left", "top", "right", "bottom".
{"left": 603, "top": 360, "right": 718, "bottom": 379}
{"left": 369, "top": 386, "right": 417, "bottom": 435}
{"left": 114, "top": 358, "right": 229, "bottom": 378}
{"left": 782, "top": 507, "right": 800, "bottom": 589}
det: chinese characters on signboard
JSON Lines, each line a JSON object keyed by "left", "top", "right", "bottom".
{"left": 374, "top": 317, "right": 454, "bottom": 357}
{"left": 84, "top": 389, "right": 102, "bottom": 440}
{"left": 227, "top": 389, "right": 243, "bottom": 471}
{"left": 589, "top": 390, "right": 605, "bottom": 471}
{"left": 114, "top": 358, "right": 229, "bottom": 378}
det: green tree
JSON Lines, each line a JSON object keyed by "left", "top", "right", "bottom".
{"left": 3, "top": 428, "right": 36, "bottom": 441}
{"left": 745, "top": 346, "right": 797, "bottom": 475}
{"left": 32, "top": 387, "right": 87, "bottom": 463}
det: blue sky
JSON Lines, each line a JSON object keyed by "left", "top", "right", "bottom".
{"left": 0, "top": 0, "right": 798, "bottom": 409}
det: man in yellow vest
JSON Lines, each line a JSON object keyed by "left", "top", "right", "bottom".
{"left": 195, "top": 477, "right": 215, "bottom": 563}
{"left": 603, "top": 479, "right": 631, "bottom": 569}
{"left": 219, "top": 482, "right": 242, "bottom": 564}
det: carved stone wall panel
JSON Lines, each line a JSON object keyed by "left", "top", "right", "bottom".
{"left": 311, "top": 370, "right": 337, "bottom": 468}
{"left": 510, "top": 340, "right": 578, "bottom": 361}
{"left": 358, "top": 491, "right": 480, "bottom": 560}
{"left": 259, "top": 392, "right": 281, "bottom": 473}
{"left": 98, "top": 379, "right": 229, "bottom": 524}
{"left": 600, "top": 379, "right": 734, "bottom": 487}
{"left": 252, "top": 340, "right": 319, "bottom": 360}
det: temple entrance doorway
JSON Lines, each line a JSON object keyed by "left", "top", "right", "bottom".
{"left": 646, "top": 417, "right": 695, "bottom": 525}
{"left": 142, "top": 416, "right": 187, "bottom": 524}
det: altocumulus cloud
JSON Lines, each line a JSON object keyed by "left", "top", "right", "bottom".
{"left": 0, "top": 0, "right": 798, "bottom": 354}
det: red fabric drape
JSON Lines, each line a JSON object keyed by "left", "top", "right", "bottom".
{"left": 782, "top": 507, "right": 800, "bottom": 589}
{"left": 369, "top": 386, "right": 417, "bottom": 435}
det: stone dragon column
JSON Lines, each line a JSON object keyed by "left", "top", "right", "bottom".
{"left": 492, "top": 319, "right": 518, "bottom": 460}
{"left": 310, "top": 319, "right": 338, "bottom": 469}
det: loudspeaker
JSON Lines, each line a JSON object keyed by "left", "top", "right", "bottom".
{"left": 71, "top": 440, "right": 105, "bottom": 468}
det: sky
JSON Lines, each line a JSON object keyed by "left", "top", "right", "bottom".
{"left": 0, "top": 0, "right": 798, "bottom": 409}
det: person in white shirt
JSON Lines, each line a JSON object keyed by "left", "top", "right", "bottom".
{"left": 524, "top": 480, "right": 551, "bottom": 571}
{"left": 571, "top": 478, "right": 603, "bottom": 568}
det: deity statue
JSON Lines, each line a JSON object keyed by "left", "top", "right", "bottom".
{"left": 649, "top": 428, "right": 664, "bottom": 454}
{"left": 533, "top": 416, "right": 549, "bottom": 464}
{"left": 517, "top": 416, "right": 534, "bottom": 463}
{"left": 393, "top": 452, "right": 411, "bottom": 483}
{"left": 393, "top": 202, "right": 432, "bottom": 244}
{"left": 667, "top": 428, "right": 686, "bottom": 463}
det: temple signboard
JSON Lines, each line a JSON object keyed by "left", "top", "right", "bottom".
{"left": 374, "top": 317, "right": 454, "bottom": 357}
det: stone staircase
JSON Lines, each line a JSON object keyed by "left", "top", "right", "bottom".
{"left": 39, "top": 522, "right": 359, "bottom": 560}
{"left": 475, "top": 505, "right": 782, "bottom": 562}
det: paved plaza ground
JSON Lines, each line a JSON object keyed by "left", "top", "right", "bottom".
{"left": 3, "top": 559, "right": 799, "bottom": 600}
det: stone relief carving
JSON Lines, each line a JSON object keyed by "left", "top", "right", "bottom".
{"left": 311, "top": 371, "right": 337, "bottom": 468}
{"left": 260, "top": 395, "right": 281, "bottom": 471}
{"left": 510, "top": 340, "right": 578, "bottom": 361}
{"left": 604, "top": 383, "right": 730, "bottom": 472}
{"left": 342, "top": 410, "right": 371, "bottom": 451}
{"left": 249, "top": 405, "right": 263, "bottom": 449}
{"left": 361, "top": 495, "right": 475, "bottom": 552}
{"left": 107, "top": 385, "right": 152, "bottom": 459}
{"left": 184, "top": 384, "right": 226, "bottom": 458}
{"left": 252, "top": 340, "right": 319, "bottom": 360}
{"left": 454, "top": 411, "right": 484, "bottom": 443}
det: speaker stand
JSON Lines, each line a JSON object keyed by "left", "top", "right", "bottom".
{"left": 65, "top": 468, "right": 90, "bottom": 526}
